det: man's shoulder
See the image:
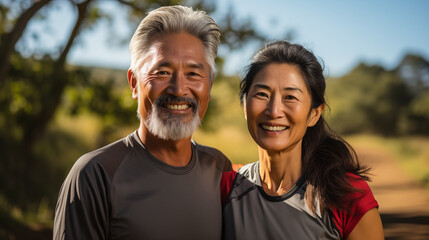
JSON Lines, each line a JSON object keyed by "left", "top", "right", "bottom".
{"left": 72, "top": 132, "right": 140, "bottom": 181}
{"left": 193, "top": 141, "right": 232, "bottom": 171}
{"left": 193, "top": 142, "right": 223, "bottom": 157}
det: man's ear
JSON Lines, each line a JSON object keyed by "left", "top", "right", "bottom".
{"left": 127, "top": 69, "right": 138, "bottom": 99}
{"left": 209, "top": 74, "right": 215, "bottom": 99}
{"left": 307, "top": 103, "right": 325, "bottom": 127}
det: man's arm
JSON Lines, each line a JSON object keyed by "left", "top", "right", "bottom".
{"left": 53, "top": 159, "right": 110, "bottom": 240}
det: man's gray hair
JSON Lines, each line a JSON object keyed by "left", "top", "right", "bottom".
{"left": 129, "top": 5, "right": 221, "bottom": 79}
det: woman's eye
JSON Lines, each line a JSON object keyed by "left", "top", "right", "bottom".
{"left": 285, "top": 95, "right": 297, "bottom": 101}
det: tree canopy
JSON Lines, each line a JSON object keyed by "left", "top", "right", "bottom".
{"left": 326, "top": 54, "right": 429, "bottom": 136}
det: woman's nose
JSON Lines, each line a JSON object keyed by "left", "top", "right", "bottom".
{"left": 264, "top": 97, "right": 283, "bottom": 118}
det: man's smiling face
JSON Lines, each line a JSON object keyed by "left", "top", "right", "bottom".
{"left": 129, "top": 32, "right": 212, "bottom": 140}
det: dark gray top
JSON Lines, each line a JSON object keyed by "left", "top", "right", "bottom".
{"left": 54, "top": 131, "right": 231, "bottom": 240}
{"left": 223, "top": 162, "right": 341, "bottom": 240}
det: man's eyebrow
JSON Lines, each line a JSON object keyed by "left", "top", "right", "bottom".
{"left": 156, "top": 61, "right": 172, "bottom": 68}
{"left": 154, "top": 62, "right": 205, "bottom": 70}
{"left": 188, "top": 63, "right": 205, "bottom": 70}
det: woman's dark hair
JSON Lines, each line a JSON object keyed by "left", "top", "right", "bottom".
{"left": 240, "top": 41, "right": 370, "bottom": 211}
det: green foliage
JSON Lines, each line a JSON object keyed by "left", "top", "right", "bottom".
{"left": 0, "top": 53, "right": 137, "bottom": 236}
{"left": 394, "top": 54, "right": 429, "bottom": 135}
{"left": 0, "top": 53, "right": 84, "bottom": 210}
{"left": 396, "top": 53, "right": 429, "bottom": 89}
{"left": 411, "top": 90, "right": 429, "bottom": 118}
{"left": 62, "top": 66, "right": 138, "bottom": 145}
{"left": 326, "top": 58, "right": 429, "bottom": 136}
{"left": 399, "top": 89, "right": 429, "bottom": 135}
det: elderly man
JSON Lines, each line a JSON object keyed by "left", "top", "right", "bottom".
{"left": 53, "top": 5, "right": 231, "bottom": 240}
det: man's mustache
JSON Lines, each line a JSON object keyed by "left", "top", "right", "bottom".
{"left": 154, "top": 95, "right": 199, "bottom": 114}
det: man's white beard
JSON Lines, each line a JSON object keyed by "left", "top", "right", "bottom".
{"left": 141, "top": 96, "right": 201, "bottom": 141}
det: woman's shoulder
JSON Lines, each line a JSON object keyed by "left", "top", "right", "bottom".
{"left": 237, "top": 162, "right": 257, "bottom": 174}
{"left": 221, "top": 162, "right": 255, "bottom": 190}
{"left": 221, "top": 162, "right": 258, "bottom": 205}
{"left": 330, "top": 172, "right": 379, "bottom": 238}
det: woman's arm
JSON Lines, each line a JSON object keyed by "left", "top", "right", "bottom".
{"left": 346, "top": 208, "right": 384, "bottom": 240}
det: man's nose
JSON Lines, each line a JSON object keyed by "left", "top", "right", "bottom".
{"left": 166, "top": 73, "right": 188, "bottom": 97}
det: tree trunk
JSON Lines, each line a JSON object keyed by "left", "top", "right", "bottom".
{"left": 23, "top": 0, "right": 93, "bottom": 150}
{"left": 0, "top": 0, "right": 52, "bottom": 84}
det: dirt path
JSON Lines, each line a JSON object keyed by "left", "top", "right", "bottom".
{"left": 356, "top": 147, "right": 429, "bottom": 240}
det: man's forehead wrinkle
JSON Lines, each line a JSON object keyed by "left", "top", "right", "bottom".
{"left": 155, "top": 61, "right": 172, "bottom": 69}
{"left": 149, "top": 56, "right": 207, "bottom": 71}
{"left": 139, "top": 34, "right": 210, "bottom": 78}
{"left": 189, "top": 62, "right": 205, "bottom": 70}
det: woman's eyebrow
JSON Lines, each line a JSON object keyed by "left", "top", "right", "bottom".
{"left": 253, "top": 84, "right": 303, "bottom": 93}
{"left": 252, "top": 83, "right": 271, "bottom": 90}
{"left": 283, "top": 87, "right": 303, "bottom": 93}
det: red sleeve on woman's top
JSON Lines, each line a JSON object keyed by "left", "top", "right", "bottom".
{"left": 331, "top": 173, "right": 379, "bottom": 239}
{"left": 220, "top": 171, "right": 237, "bottom": 206}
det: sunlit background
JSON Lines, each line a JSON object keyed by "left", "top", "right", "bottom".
{"left": 1, "top": 0, "right": 429, "bottom": 239}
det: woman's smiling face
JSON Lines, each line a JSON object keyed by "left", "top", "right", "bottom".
{"left": 244, "top": 63, "right": 322, "bottom": 153}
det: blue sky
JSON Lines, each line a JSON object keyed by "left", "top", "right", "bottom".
{"left": 20, "top": 0, "right": 429, "bottom": 77}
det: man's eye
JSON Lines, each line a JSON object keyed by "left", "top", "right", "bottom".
{"left": 188, "top": 72, "right": 201, "bottom": 77}
{"left": 157, "top": 71, "right": 170, "bottom": 75}
{"left": 255, "top": 92, "right": 269, "bottom": 98}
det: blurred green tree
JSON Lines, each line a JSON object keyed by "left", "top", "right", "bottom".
{"left": 396, "top": 54, "right": 429, "bottom": 91}
{"left": 1, "top": 0, "right": 97, "bottom": 213}
{"left": 395, "top": 54, "right": 429, "bottom": 134}
{"left": 326, "top": 54, "right": 429, "bottom": 136}
{"left": 326, "top": 63, "right": 411, "bottom": 135}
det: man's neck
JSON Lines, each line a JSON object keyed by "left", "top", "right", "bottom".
{"left": 138, "top": 126, "right": 193, "bottom": 167}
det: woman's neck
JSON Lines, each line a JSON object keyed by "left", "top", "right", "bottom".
{"left": 258, "top": 146, "right": 302, "bottom": 196}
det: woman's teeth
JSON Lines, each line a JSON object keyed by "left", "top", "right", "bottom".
{"left": 261, "top": 124, "right": 287, "bottom": 131}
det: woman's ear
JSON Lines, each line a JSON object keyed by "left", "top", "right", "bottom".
{"left": 243, "top": 98, "right": 247, "bottom": 120}
{"left": 127, "top": 69, "right": 138, "bottom": 99}
{"left": 307, "top": 103, "right": 325, "bottom": 127}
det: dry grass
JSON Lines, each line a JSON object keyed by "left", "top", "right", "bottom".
{"left": 346, "top": 135, "right": 429, "bottom": 185}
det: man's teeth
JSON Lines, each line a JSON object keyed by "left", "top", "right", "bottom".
{"left": 261, "top": 124, "right": 287, "bottom": 131}
{"left": 167, "top": 104, "right": 189, "bottom": 110}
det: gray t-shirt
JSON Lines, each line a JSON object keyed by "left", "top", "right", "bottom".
{"left": 223, "top": 162, "right": 341, "bottom": 240}
{"left": 54, "top": 131, "right": 231, "bottom": 240}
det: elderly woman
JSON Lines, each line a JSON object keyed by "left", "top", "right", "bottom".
{"left": 221, "top": 41, "right": 384, "bottom": 239}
